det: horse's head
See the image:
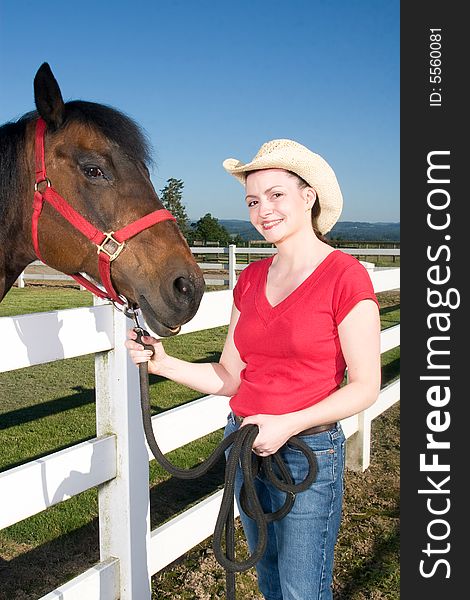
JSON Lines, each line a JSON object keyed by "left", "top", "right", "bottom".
{"left": 30, "top": 63, "right": 204, "bottom": 336}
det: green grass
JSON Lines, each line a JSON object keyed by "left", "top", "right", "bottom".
{"left": 0, "top": 285, "right": 93, "bottom": 317}
{"left": 0, "top": 284, "right": 400, "bottom": 599}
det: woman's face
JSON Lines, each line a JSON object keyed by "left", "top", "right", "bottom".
{"left": 245, "top": 169, "right": 315, "bottom": 244}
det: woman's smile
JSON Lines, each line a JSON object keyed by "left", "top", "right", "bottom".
{"left": 262, "top": 218, "right": 284, "bottom": 230}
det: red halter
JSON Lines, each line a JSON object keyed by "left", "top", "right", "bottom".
{"left": 32, "top": 117, "right": 176, "bottom": 305}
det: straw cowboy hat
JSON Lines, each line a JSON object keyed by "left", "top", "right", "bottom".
{"left": 223, "top": 139, "right": 343, "bottom": 234}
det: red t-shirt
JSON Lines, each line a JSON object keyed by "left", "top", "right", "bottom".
{"left": 230, "top": 249, "right": 380, "bottom": 417}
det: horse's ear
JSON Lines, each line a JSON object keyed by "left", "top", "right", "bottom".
{"left": 34, "top": 63, "right": 65, "bottom": 130}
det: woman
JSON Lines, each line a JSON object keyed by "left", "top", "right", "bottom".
{"left": 126, "top": 139, "right": 381, "bottom": 600}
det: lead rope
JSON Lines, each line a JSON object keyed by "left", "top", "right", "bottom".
{"left": 134, "top": 327, "right": 318, "bottom": 600}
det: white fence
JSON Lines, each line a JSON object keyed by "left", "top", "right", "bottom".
{"left": 1, "top": 259, "right": 400, "bottom": 599}
{"left": 16, "top": 245, "right": 400, "bottom": 289}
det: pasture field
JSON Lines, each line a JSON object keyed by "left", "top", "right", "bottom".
{"left": 0, "top": 284, "right": 400, "bottom": 599}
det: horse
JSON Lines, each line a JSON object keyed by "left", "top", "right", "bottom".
{"left": 0, "top": 63, "right": 205, "bottom": 336}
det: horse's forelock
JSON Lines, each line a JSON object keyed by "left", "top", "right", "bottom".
{"left": 63, "top": 101, "right": 153, "bottom": 167}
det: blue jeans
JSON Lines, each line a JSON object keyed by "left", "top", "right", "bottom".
{"left": 224, "top": 413, "right": 345, "bottom": 600}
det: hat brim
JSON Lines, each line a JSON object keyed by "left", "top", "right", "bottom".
{"left": 223, "top": 151, "right": 343, "bottom": 235}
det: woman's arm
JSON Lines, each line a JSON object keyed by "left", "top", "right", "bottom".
{"left": 125, "top": 303, "right": 246, "bottom": 397}
{"left": 243, "top": 299, "right": 382, "bottom": 455}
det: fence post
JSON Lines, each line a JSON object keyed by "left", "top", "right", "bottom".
{"left": 228, "top": 244, "right": 237, "bottom": 289}
{"left": 16, "top": 271, "right": 25, "bottom": 288}
{"left": 344, "top": 367, "right": 371, "bottom": 472}
{"left": 95, "top": 300, "right": 151, "bottom": 599}
{"left": 345, "top": 409, "right": 372, "bottom": 472}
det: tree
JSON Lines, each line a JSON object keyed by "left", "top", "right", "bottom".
{"left": 231, "top": 233, "right": 247, "bottom": 247}
{"left": 192, "top": 213, "right": 231, "bottom": 245}
{"left": 159, "top": 178, "right": 191, "bottom": 239}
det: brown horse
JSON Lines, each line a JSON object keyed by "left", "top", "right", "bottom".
{"left": 0, "top": 63, "right": 204, "bottom": 336}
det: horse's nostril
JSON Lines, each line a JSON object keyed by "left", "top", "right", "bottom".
{"left": 174, "top": 276, "right": 192, "bottom": 295}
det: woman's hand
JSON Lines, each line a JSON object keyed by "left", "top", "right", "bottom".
{"left": 125, "top": 329, "right": 168, "bottom": 375}
{"left": 241, "top": 413, "right": 299, "bottom": 456}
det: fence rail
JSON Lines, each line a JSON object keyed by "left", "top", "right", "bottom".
{"left": 1, "top": 259, "right": 400, "bottom": 599}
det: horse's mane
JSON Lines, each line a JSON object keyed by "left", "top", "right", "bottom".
{"left": 0, "top": 102, "right": 153, "bottom": 219}
{"left": 0, "top": 119, "right": 28, "bottom": 220}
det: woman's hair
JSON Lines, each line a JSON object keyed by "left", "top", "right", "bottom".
{"left": 285, "top": 171, "right": 331, "bottom": 244}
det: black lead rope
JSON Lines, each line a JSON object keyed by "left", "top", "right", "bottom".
{"left": 134, "top": 328, "right": 318, "bottom": 599}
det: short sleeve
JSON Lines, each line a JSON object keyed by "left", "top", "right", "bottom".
{"left": 333, "top": 260, "right": 380, "bottom": 325}
{"left": 233, "top": 266, "right": 251, "bottom": 311}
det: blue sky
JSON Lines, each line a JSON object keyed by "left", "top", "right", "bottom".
{"left": 0, "top": 0, "right": 399, "bottom": 223}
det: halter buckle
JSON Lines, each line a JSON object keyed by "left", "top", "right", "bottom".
{"left": 97, "top": 232, "right": 125, "bottom": 261}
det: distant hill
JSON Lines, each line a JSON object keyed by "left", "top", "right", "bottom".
{"left": 328, "top": 221, "right": 400, "bottom": 242}
{"left": 216, "top": 219, "right": 400, "bottom": 242}
{"left": 217, "top": 220, "right": 263, "bottom": 240}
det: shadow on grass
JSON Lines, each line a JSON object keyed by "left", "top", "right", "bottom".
{"left": 382, "top": 357, "right": 400, "bottom": 385}
{"left": 150, "top": 456, "right": 226, "bottom": 529}
{"left": 0, "top": 520, "right": 100, "bottom": 600}
{"left": 379, "top": 303, "right": 400, "bottom": 316}
{"left": 0, "top": 386, "right": 94, "bottom": 430}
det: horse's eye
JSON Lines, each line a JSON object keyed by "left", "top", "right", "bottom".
{"left": 83, "top": 165, "right": 104, "bottom": 178}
